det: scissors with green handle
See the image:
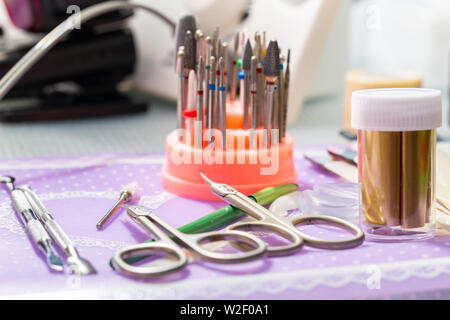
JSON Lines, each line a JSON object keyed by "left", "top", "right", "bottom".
{"left": 112, "top": 205, "right": 267, "bottom": 278}
{"left": 200, "top": 173, "right": 365, "bottom": 253}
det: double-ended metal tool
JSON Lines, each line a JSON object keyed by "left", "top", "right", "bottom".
{"left": 0, "top": 176, "right": 64, "bottom": 272}
{"left": 20, "top": 186, "right": 96, "bottom": 275}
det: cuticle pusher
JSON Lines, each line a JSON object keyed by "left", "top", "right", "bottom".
{"left": 0, "top": 176, "right": 64, "bottom": 272}
{"left": 20, "top": 186, "right": 97, "bottom": 275}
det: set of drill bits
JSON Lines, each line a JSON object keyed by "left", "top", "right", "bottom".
{"left": 175, "top": 15, "right": 291, "bottom": 149}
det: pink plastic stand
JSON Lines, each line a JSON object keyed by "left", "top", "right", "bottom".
{"left": 162, "top": 101, "right": 298, "bottom": 200}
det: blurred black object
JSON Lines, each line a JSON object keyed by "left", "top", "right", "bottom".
{"left": 3, "top": 0, "right": 133, "bottom": 32}
{"left": 339, "top": 129, "right": 357, "bottom": 141}
{"left": 0, "top": 0, "right": 149, "bottom": 122}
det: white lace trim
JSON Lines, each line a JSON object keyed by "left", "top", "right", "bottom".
{"left": 0, "top": 154, "right": 166, "bottom": 171}
{"left": 95, "top": 256, "right": 450, "bottom": 299}
{"left": 0, "top": 190, "right": 176, "bottom": 250}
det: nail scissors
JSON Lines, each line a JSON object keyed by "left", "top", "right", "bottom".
{"left": 200, "top": 173, "right": 365, "bottom": 254}
{"left": 112, "top": 205, "right": 267, "bottom": 278}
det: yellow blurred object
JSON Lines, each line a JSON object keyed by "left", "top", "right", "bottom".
{"left": 344, "top": 70, "right": 422, "bottom": 131}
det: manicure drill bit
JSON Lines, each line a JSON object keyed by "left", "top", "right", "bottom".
{"left": 218, "top": 57, "right": 227, "bottom": 149}
{"left": 175, "top": 15, "right": 196, "bottom": 67}
{"left": 242, "top": 39, "right": 253, "bottom": 129}
{"left": 214, "top": 39, "right": 222, "bottom": 128}
{"left": 204, "top": 36, "right": 212, "bottom": 127}
{"left": 184, "top": 30, "right": 196, "bottom": 72}
{"left": 196, "top": 56, "right": 204, "bottom": 148}
{"left": 230, "top": 32, "right": 239, "bottom": 101}
{"left": 282, "top": 49, "right": 291, "bottom": 140}
{"left": 263, "top": 31, "right": 267, "bottom": 54}
{"left": 263, "top": 40, "right": 280, "bottom": 148}
{"left": 208, "top": 56, "right": 216, "bottom": 148}
{"left": 278, "top": 53, "right": 286, "bottom": 143}
{"left": 250, "top": 56, "right": 258, "bottom": 149}
{"left": 97, "top": 181, "right": 140, "bottom": 230}
{"left": 214, "top": 58, "right": 220, "bottom": 130}
{"left": 254, "top": 32, "right": 262, "bottom": 63}
{"left": 254, "top": 32, "right": 264, "bottom": 127}
{"left": 195, "top": 29, "right": 204, "bottom": 62}
{"left": 222, "top": 41, "right": 229, "bottom": 94}
{"left": 176, "top": 46, "right": 185, "bottom": 140}
{"left": 212, "top": 26, "right": 220, "bottom": 58}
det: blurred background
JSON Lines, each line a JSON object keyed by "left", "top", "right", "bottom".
{"left": 0, "top": 0, "right": 448, "bottom": 158}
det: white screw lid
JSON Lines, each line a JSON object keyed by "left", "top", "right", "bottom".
{"left": 351, "top": 88, "right": 442, "bottom": 131}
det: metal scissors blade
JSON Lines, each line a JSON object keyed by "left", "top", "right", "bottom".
{"left": 200, "top": 173, "right": 365, "bottom": 252}
{"left": 112, "top": 205, "right": 267, "bottom": 278}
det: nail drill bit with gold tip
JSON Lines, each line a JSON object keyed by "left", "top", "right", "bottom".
{"left": 242, "top": 39, "right": 253, "bottom": 129}
{"left": 230, "top": 32, "right": 239, "bottom": 101}
{"left": 263, "top": 40, "right": 280, "bottom": 148}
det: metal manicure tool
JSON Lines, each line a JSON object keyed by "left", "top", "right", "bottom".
{"left": 263, "top": 40, "right": 280, "bottom": 148}
{"left": 242, "top": 39, "right": 253, "bottom": 129}
{"left": 218, "top": 56, "right": 227, "bottom": 148}
{"left": 97, "top": 181, "right": 139, "bottom": 230}
{"left": 230, "top": 32, "right": 239, "bottom": 102}
{"left": 20, "top": 186, "right": 97, "bottom": 275}
{"left": 250, "top": 55, "right": 258, "bottom": 149}
{"left": 0, "top": 176, "right": 64, "bottom": 272}
{"left": 111, "top": 205, "right": 266, "bottom": 278}
{"left": 196, "top": 56, "right": 205, "bottom": 148}
{"left": 176, "top": 46, "right": 185, "bottom": 140}
{"left": 200, "top": 173, "right": 365, "bottom": 253}
{"left": 208, "top": 56, "right": 216, "bottom": 148}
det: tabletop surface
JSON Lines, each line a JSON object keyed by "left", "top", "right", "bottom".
{"left": 1, "top": 95, "right": 450, "bottom": 300}
{"left": 0, "top": 146, "right": 450, "bottom": 300}
{"left": 0, "top": 95, "right": 348, "bottom": 158}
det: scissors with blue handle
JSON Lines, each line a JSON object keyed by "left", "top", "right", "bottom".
{"left": 112, "top": 205, "right": 267, "bottom": 278}
{"left": 200, "top": 173, "right": 365, "bottom": 254}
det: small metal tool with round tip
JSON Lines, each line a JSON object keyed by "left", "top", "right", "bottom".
{"left": 97, "top": 182, "right": 139, "bottom": 230}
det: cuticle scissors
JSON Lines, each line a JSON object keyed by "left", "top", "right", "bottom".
{"left": 112, "top": 205, "right": 267, "bottom": 278}
{"left": 200, "top": 173, "right": 365, "bottom": 254}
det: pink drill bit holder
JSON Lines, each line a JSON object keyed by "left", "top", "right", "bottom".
{"left": 162, "top": 100, "right": 298, "bottom": 200}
